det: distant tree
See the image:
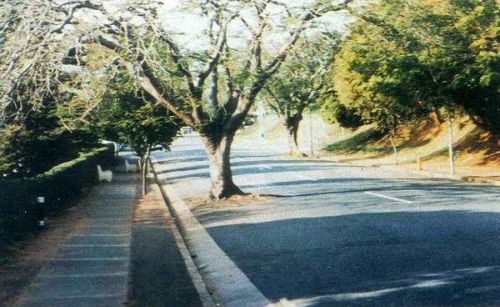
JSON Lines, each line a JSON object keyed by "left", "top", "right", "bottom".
{"left": 320, "top": 101, "right": 364, "bottom": 130}
{"left": 95, "top": 77, "right": 179, "bottom": 194}
{"left": 263, "top": 33, "right": 340, "bottom": 156}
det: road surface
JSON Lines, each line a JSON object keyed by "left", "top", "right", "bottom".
{"left": 153, "top": 135, "right": 500, "bottom": 307}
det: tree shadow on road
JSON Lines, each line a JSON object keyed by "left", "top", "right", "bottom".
{"left": 204, "top": 210, "right": 500, "bottom": 307}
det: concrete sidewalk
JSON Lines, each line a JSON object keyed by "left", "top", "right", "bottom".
{"left": 10, "top": 171, "right": 202, "bottom": 307}
{"left": 13, "top": 174, "right": 136, "bottom": 307}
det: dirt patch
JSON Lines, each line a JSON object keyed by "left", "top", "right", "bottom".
{"left": 318, "top": 116, "right": 499, "bottom": 178}
{"left": 186, "top": 194, "right": 275, "bottom": 211}
{"left": 132, "top": 185, "right": 169, "bottom": 224}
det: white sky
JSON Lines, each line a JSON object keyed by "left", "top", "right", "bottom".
{"left": 158, "top": 0, "right": 354, "bottom": 53}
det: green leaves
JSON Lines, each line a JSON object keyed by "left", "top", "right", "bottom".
{"left": 330, "top": 0, "right": 499, "bottom": 134}
{"left": 94, "top": 75, "right": 180, "bottom": 157}
{"left": 264, "top": 33, "right": 340, "bottom": 116}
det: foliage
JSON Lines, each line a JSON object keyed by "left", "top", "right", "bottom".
{"left": 0, "top": 146, "right": 114, "bottom": 245}
{"left": 323, "top": 128, "right": 383, "bottom": 152}
{"left": 330, "top": 0, "right": 499, "bottom": 134}
{"left": 94, "top": 76, "right": 180, "bottom": 157}
{"left": 320, "top": 98, "right": 364, "bottom": 129}
{"left": 0, "top": 105, "right": 98, "bottom": 178}
{"left": 264, "top": 33, "right": 340, "bottom": 120}
{"left": 0, "top": 0, "right": 355, "bottom": 198}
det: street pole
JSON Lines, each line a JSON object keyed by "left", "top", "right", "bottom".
{"left": 258, "top": 102, "right": 265, "bottom": 140}
{"left": 448, "top": 116, "right": 455, "bottom": 176}
{"left": 36, "top": 196, "right": 46, "bottom": 228}
{"left": 309, "top": 108, "right": 314, "bottom": 157}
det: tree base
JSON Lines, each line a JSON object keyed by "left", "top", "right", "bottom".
{"left": 209, "top": 184, "right": 247, "bottom": 200}
{"left": 286, "top": 151, "right": 309, "bottom": 158}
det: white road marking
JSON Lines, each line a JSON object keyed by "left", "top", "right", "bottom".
{"left": 62, "top": 244, "right": 129, "bottom": 247}
{"left": 364, "top": 191, "right": 414, "bottom": 204}
{"left": 40, "top": 272, "right": 128, "bottom": 278}
{"left": 296, "top": 174, "right": 317, "bottom": 181}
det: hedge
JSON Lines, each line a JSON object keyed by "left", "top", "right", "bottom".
{"left": 0, "top": 146, "right": 115, "bottom": 246}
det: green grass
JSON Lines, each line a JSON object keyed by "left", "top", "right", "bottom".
{"left": 323, "top": 128, "right": 385, "bottom": 153}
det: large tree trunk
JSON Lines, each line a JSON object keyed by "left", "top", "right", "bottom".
{"left": 200, "top": 131, "right": 245, "bottom": 200}
{"left": 284, "top": 113, "right": 304, "bottom": 157}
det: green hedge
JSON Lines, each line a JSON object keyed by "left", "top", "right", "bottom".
{"left": 0, "top": 146, "right": 115, "bottom": 246}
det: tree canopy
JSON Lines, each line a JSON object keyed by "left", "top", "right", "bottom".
{"left": 328, "top": 0, "right": 499, "bottom": 134}
{"left": 263, "top": 32, "right": 340, "bottom": 155}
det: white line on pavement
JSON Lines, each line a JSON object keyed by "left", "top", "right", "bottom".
{"left": 364, "top": 191, "right": 414, "bottom": 204}
{"left": 295, "top": 174, "right": 317, "bottom": 181}
{"left": 62, "top": 244, "right": 129, "bottom": 247}
{"left": 40, "top": 272, "right": 128, "bottom": 278}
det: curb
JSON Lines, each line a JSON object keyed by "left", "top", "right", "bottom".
{"left": 379, "top": 165, "right": 500, "bottom": 186}
{"left": 314, "top": 156, "right": 500, "bottom": 186}
{"left": 150, "top": 163, "right": 217, "bottom": 307}
{"left": 150, "top": 159, "right": 272, "bottom": 307}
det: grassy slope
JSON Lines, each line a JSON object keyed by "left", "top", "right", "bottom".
{"left": 239, "top": 113, "right": 499, "bottom": 178}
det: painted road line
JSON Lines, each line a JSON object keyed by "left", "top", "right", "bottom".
{"left": 296, "top": 174, "right": 317, "bottom": 181}
{"left": 364, "top": 191, "right": 414, "bottom": 204}
{"left": 40, "top": 272, "right": 128, "bottom": 278}
{"left": 62, "top": 244, "right": 129, "bottom": 247}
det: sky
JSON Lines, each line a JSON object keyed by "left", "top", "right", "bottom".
{"left": 158, "top": 0, "right": 354, "bottom": 53}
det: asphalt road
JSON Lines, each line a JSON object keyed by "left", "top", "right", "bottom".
{"left": 153, "top": 135, "right": 500, "bottom": 307}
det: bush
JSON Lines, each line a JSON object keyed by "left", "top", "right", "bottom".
{"left": 323, "top": 128, "right": 384, "bottom": 152}
{"left": 0, "top": 146, "right": 115, "bottom": 247}
{"left": 0, "top": 111, "right": 99, "bottom": 179}
{"left": 332, "top": 104, "right": 364, "bottom": 129}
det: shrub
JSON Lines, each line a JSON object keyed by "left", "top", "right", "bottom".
{"left": 0, "top": 146, "right": 115, "bottom": 247}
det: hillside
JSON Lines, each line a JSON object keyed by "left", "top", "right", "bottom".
{"left": 238, "top": 113, "right": 499, "bottom": 180}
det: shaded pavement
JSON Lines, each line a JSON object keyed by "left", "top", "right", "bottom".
{"left": 153, "top": 135, "right": 500, "bottom": 307}
{"left": 13, "top": 174, "right": 137, "bottom": 307}
{"left": 8, "top": 170, "right": 201, "bottom": 307}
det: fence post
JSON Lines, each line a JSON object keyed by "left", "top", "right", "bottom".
{"left": 36, "top": 196, "right": 46, "bottom": 228}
